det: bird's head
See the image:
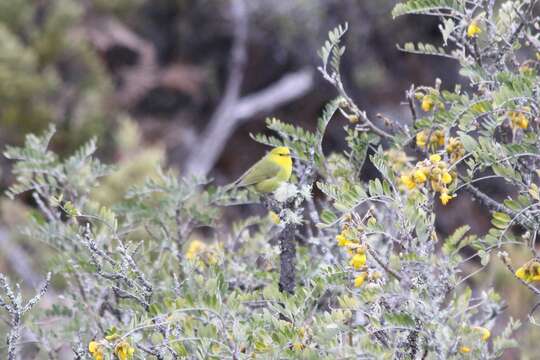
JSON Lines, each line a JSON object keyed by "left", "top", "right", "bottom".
{"left": 269, "top": 146, "right": 291, "bottom": 158}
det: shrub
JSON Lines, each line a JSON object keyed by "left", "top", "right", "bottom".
{"left": 1, "top": 0, "right": 540, "bottom": 359}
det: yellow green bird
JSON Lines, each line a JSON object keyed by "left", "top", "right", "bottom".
{"left": 230, "top": 146, "right": 293, "bottom": 193}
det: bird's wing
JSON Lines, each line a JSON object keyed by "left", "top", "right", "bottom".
{"left": 235, "top": 157, "right": 281, "bottom": 187}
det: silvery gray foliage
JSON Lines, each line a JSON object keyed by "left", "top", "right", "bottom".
{"left": 1, "top": 0, "right": 540, "bottom": 359}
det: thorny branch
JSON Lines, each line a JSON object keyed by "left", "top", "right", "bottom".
{"left": 81, "top": 224, "right": 153, "bottom": 310}
{"left": 464, "top": 183, "right": 536, "bottom": 229}
{"left": 320, "top": 70, "right": 392, "bottom": 139}
{"left": 0, "top": 273, "right": 51, "bottom": 360}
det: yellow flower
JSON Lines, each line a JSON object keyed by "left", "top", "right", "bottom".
{"left": 430, "top": 180, "right": 442, "bottom": 193}
{"left": 515, "top": 260, "right": 540, "bottom": 282}
{"left": 467, "top": 20, "right": 481, "bottom": 38}
{"left": 509, "top": 110, "right": 529, "bottom": 129}
{"left": 430, "top": 154, "right": 442, "bottom": 163}
{"left": 472, "top": 326, "right": 491, "bottom": 341}
{"left": 89, "top": 341, "right": 104, "bottom": 360}
{"left": 442, "top": 172, "right": 452, "bottom": 185}
{"left": 439, "top": 192, "right": 455, "bottom": 205}
{"left": 354, "top": 272, "right": 368, "bottom": 288}
{"left": 416, "top": 130, "right": 445, "bottom": 149}
{"left": 114, "top": 341, "right": 135, "bottom": 360}
{"left": 413, "top": 169, "right": 428, "bottom": 183}
{"left": 416, "top": 131, "right": 427, "bottom": 147}
{"left": 531, "top": 262, "right": 540, "bottom": 281}
{"left": 89, "top": 341, "right": 100, "bottom": 353}
{"left": 292, "top": 342, "right": 305, "bottom": 351}
{"left": 349, "top": 253, "right": 367, "bottom": 270}
{"left": 336, "top": 234, "right": 349, "bottom": 247}
{"left": 185, "top": 239, "right": 207, "bottom": 260}
{"left": 459, "top": 345, "right": 471, "bottom": 354}
{"left": 185, "top": 239, "right": 220, "bottom": 266}
{"left": 421, "top": 95, "right": 434, "bottom": 112}
{"left": 517, "top": 116, "right": 528, "bottom": 129}
{"left": 400, "top": 174, "right": 416, "bottom": 190}
{"left": 446, "top": 137, "right": 465, "bottom": 163}
{"left": 515, "top": 266, "right": 528, "bottom": 280}
{"left": 433, "top": 130, "right": 445, "bottom": 146}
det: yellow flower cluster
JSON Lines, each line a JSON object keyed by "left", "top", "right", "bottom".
{"left": 515, "top": 259, "right": 540, "bottom": 282}
{"left": 115, "top": 341, "right": 135, "bottom": 360}
{"left": 446, "top": 137, "right": 464, "bottom": 164}
{"left": 354, "top": 271, "right": 368, "bottom": 288}
{"left": 290, "top": 326, "right": 312, "bottom": 352}
{"left": 508, "top": 107, "right": 530, "bottom": 130}
{"left": 89, "top": 341, "right": 104, "bottom": 360}
{"left": 89, "top": 339, "right": 135, "bottom": 360}
{"left": 185, "top": 239, "right": 219, "bottom": 265}
{"left": 336, "top": 224, "right": 369, "bottom": 287}
{"left": 467, "top": 20, "right": 481, "bottom": 38}
{"left": 400, "top": 154, "right": 456, "bottom": 205}
{"left": 415, "top": 90, "right": 445, "bottom": 113}
{"left": 416, "top": 129, "right": 445, "bottom": 149}
{"left": 421, "top": 95, "right": 434, "bottom": 112}
{"left": 350, "top": 253, "right": 367, "bottom": 269}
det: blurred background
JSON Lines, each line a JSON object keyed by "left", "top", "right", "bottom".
{"left": 0, "top": 0, "right": 536, "bottom": 357}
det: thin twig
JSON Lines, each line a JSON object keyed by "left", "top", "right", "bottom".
{"left": 367, "top": 245, "right": 402, "bottom": 281}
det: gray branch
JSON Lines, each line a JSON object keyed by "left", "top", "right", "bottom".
{"left": 184, "top": 68, "right": 313, "bottom": 177}
{"left": 183, "top": 0, "right": 314, "bottom": 177}
{"left": 0, "top": 272, "right": 51, "bottom": 360}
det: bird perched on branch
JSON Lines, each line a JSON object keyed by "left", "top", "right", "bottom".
{"left": 228, "top": 146, "right": 293, "bottom": 193}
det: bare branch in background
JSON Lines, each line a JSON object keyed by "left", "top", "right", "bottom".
{"left": 234, "top": 68, "right": 314, "bottom": 121}
{"left": 183, "top": 0, "right": 247, "bottom": 177}
{"left": 184, "top": 68, "right": 314, "bottom": 177}
{"left": 183, "top": 0, "right": 314, "bottom": 177}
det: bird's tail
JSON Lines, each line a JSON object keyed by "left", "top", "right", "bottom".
{"left": 220, "top": 178, "right": 242, "bottom": 194}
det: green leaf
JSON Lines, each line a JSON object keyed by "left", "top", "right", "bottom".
{"left": 442, "top": 225, "right": 471, "bottom": 255}
{"left": 320, "top": 209, "right": 338, "bottom": 225}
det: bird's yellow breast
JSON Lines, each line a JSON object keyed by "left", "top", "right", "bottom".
{"left": 269, "top": 152, "right": 292, "bottom": 180}
{"left": 253, "top": 152, "right": 292, "bottom": 193}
